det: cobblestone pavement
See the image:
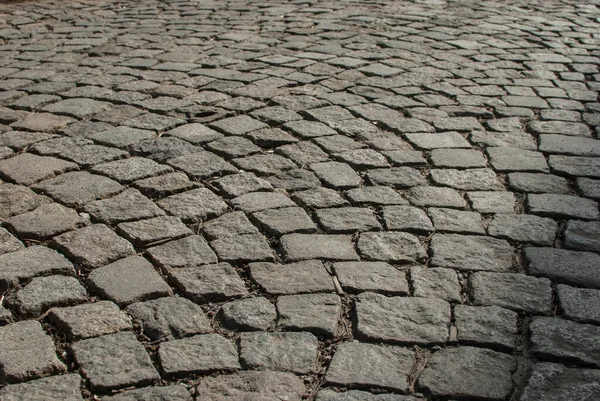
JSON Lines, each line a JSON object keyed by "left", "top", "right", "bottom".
{"left": 0, "top": 0, "right": 599, "bottom": 399}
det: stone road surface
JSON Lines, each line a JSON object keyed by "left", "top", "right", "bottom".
{"left": 0, "top": 0, "right": 599, "bottom": 399}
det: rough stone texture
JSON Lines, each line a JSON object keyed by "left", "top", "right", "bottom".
{"left": 467, "top": 191, "right": 516, "bottom": 213}
{"left": 239, "top": 332, "right": 318, "bottom": 374}
{"left": 84, "top": 188, "right": 165, "bottom": 225}
{"left": 218, "top": 297, "right": 277, "bottom": 331}
{"left": 528, "top": 194, "right": 599, "bottom": 220}
{"left": 7, "top": 203, "right": 89, "bottom": 240}
{"left": 487, "top": 214, "right": 558, "bottom": 246}
{"left": 470, "top": 272, "right": 552, "bottom": 314}
{"left": 418, "top": 346, "right": 515, "bottom": 400}
{"left": 280, "top": 234, "right": 359, "bottom": 261}
{"left": 525, "top": 247, "right": 600, "bottom": 289}
{"left": 556, "top": 284, "right": 600, "bottom": 324}
{"left": 117, "top": 216, "right": 192, "bottom": 247}
{"left": 159, "top": 334, "right": 240, "bottom": 377}
{"left": 410, "top": 266, "right": 461, "bottom": 302}
{"left": 404, "top": 186, "right": 466, "bottom": 208}
{"left": 250, "top": 260, "right": 334, "bottom": 295}
{"left": 429, "top": 207, "right": 485, "bottom": 235}
{"left": 202, "top": 211, "right": 259, "bottom": 240}
{"left": 48, "top": 301, "right": 132, "bottom": 340}
{"left": 72, "top": 331, "right": 160, "bottom": 392}
{"left": 0, "top": 320, "right": 66, "bottom": 384}
{"left": 430, "top": 234, "right": 514, "bottom": 272}
{"left": 104, "top": 385, "right": 192, "bottom": 401}
{"left": 252, "top": 207, "right": 317, "bottom": 236}
{"left": 0, "top": 153, "right": 77, "bottom": 186}
{"left": 210, "top": 233, "right": 275, "bottom": 263}
{"left": 508, "top": 173, "right": 570, "bottom": 194}
{"left": 563, "top": 220, "right": 600, "bottom": 253}
{"left": 0, "top": 183, "right": 52, "bottom": 219}
{"left": 333, "top": 261, "right": 409, "bottom": 295}
{"left": 147, "top": 235, "right": 217, "bottom": 268}
{"left": 158, "top": 188, "right": 228, "bottom": 223}
{"left": 325, "top": 342, "right": 414, "bottom": 392}
{"left": 357, "top": 232, "right": 427, "bottom": 263}
{"left": 454, "top": 305, "right": 517, "bottom": 351}
{"left": 0, "top": 227, "right": 22, "bottom": 255}
{"left": 520, "top": 362, "right": 600, "bottom": 401}
{"left": 232, "top": 191, "right": 296, "bottom": 213}
{"left": 355, "top": 292, "right": 451, "bottom": 345}
{"left": 277, "top": 293, "right": 341, "bottom": 337}
{"left": 0, "top": 374, "right": 84, "bottom": 401}
{"left": 88, "top": 256, "right": 171, "bottom": 306}
{"left": 530, "top": 317, "right": 600, "bottom": 368}
{"left": 168, "top": 263, "right": 248, "bottom": 303}
{"left": 317, "top": 390, "right": 420, "bottom": 401}
{"left": 196, "top": 371, "right": 305, "bottom": 401}
{"left": 315, "top": 207, "right": 381, "bottom": 233}
{"left": 126, "top": 296, "right": 212, "bottom": 341}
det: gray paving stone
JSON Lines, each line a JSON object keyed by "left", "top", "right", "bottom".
{"left": 72, "top": 331, "right": 159, "bottom": 392}
{"left": 87, "top": 126, "right": 155, "bottom": 148}
{"left": 0, "top": 245, "right": 74, "bottom": 292}
{"left": 276, "top": 141, "right": 329, "bottom": 166}
{"left": 277, "top": 293, "right": 341, "bottom": 337}
{"left": 0, "top": 184, "right": 52, "bottom": 220}
{"left": 33, "top": 171, "right": 125, "bottom": 207}
{"left": 508, "top": 172, "right": 570, "bottom": 194}
{"left": 202, "top": 211, "right": 258, "bottom": 240}
{"left": 564, "top": 220, "right": 600, "bottom": 252}
{"left": 10, "top": 112, "right": 74, "bottom": 132}
{"left": 345, "top": 186, "right": 407, "bottom": 206}
{"left": 357, "top": 232, "right": 427, "bottom": 263}
{"left": 311, "top": 161, "right": 361, "bottom": 189}
{"left": 430, "top": 234, "right": 514, "bottom": 272}
{"left": 315, "top": 207, "right": 381, "bottom": 234}
{"left": 196, "top": 371, "right": 305, "bottom": 401}
{"left": 280, "top": 234, "right": 359, "bottom": 261}
{"left": 467, "top": 191, "right": 516, "bottom": 213}
{"left": 126, "top": 296, "right": 212, "bottom": 341}
{"left": 43, "top": 98, "right": 111, "bottom": 118}
{"left": 233, "top": 154, "right": 297, "bottom": 176}
{"left": 326, "top": 342, "right": 413, "bottom": 392}
{"left": 104, "top": 385, "right": 192, "bottom": 401}
{"left": 133, "top": 172, "right": 196, "bottom": 198}
{"left": 91, "top": 157, "right": 172, "bottom": 184}
{"left": 333, "top": 261, "right": 409, "bottom": 295}
{"left": 292, "top": 187, "right": 348, "bottom": 209}
{"left": 167, "top": 151, "right": 237, "bottom": 180}
{"left": 239, "top": 331, "right": 318, "bottom": 374}
{"left": 218, "top": 297, "right": 277, "bottom": 331}
{"left": 430, "top": 168, "right": 504, "bottom": 191}
{"left": 117, "top": 216, "right": 191, "bottom": 248}
{"left": 209, "top": 115, "right": 268, "bottom": 136}
{"left": 487, "top": 214, "right": 558, "bottom": 246}
{"left": 404, "top": 186, "right": 466, "bottom": 208}
{"left": 470, "top": 272, "right": 552, "bottom": 314}
{"left": 252, "top": 207, "right": 317, "bottom": 236}
{"left": 267, "top": 168, "right": 321, "bottom": 191}
{"left": 7, "top": 203, "right": 89, "bottom": 240}
{"left": 0, "top": 227, "right": 22, "bottom": 255}
{"left": 48, "top": 301, "right": 132, "bottom": 340}
{"left": 530, "top": 317, "right": 600, "bottom": 368}
{"left": 529, "top": 120, "right": 592, "bottom": 137}
{"left": 355, "top": 292, "right": 451, "bottom": 344}
{"left": 382, "top": 205, "right": 433, "bottom": 234}
{"left": 556, "top": 284, "right": 600, "bottom": 325}
{"left": 406, "top": 132, "right": 471, "bottom": 149}
{"left": 0, "top": 374, "right": 83, "bottom": 401}
{"left": 147, "top": 235, "right": 218, "bottom": 269}
{"left": 250, "top": 259, "right": 334, "bottom": 295}
{"left": 88, "top": 256, "right": 171, "bottom": 307}
{"left": 0, "top": 320, "right": 66, "bottom": 384}
{"left": 549, "top": 155, "right": 600, "bottom": 178}
{"left": 488, "top": 147, "right": 549, "bottom": 173}
{"left": 454, "top": 305, "right": 517, "bottom": 351}
{"left": 53, "top": 224, "right": 135, "bottom": 269}
{"left": 158, "top": 188, "right": 228, "bottom": 223}
{"left": 0, "top": 153, "right": 77, "bottom": 185}
{"left": 520, "top": 362, "right": 600, "bottom": 401}
{"left": 525, "top": 247, "right": 600, "bottom": 289}
{"left": 131, "top": 137, "right": 200, "bottom": 163}
{"left": 366, "top": 167, "right": 427, "bottom": 189}
{"left": 210, "top": 233, "right": 275, "bottom": 263}
{"left": 418, "top": 346, "right": 515, "bottom": 400}
{"left": 410, "top": 266, "right": 461, "bottom": 302}
{"left": 577, "top": 178, "right": 600, "bottom": 200}
{"left": 212, "top": 172, "right": 273, "bottom": 198}
{"left": 429, "top": 207, "right": 485, "bottom": 235}
{"left": 232, "top": 191, "right": 296, "bottom": 214}
{"left": 85, "top": 188, "right": 165, "bottom": 225}
{"left": 430, "top": 148, "right": 487, "bottom": 168}
{"left": 527, "top": 194, "right": 599, "bottom": 220}
{"left": 168, "top": 262, "right": 248, "bottom": 303}
{"left": 471, "top": 130, "right": 537, "bottom": 150}
{"left": 159, "top": 333, "right": 239, "bottom": 377}
{"left": 539, "top": 134, "right": 600, "bottom": 157}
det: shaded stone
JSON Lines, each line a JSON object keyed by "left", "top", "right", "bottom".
{"left": 88, "top": 256, "right": 171, "bottom": 307}
{"left": 0, "top": 228, "right": 22, "bottom": 255}
{"left": 487, "top": 214, "right": 558, "bottom": 246}
{"left": 355, "top": 292, "right": 451, "bottom": 344}
{"left": 53, "top": 224, "right": 135, "bottom": 269}
{"left": 406, "top": 132, "right": 471, "bottom": 149}
{"left": 366, "top": 167, "right": 427, "bottom": 188}
{"left": 471, "top": 130, "right": 536, "bottom": 150}
{"left": 159, "top": 334, "right": 240, "bottom": 377}
{"left": 48, "top": 301, "right": 132, "bottom": 340}
{"left": 281, "top": 234, "right": 359, "bottom": 261}
{"left": 167, "top": 151, "right": 237, "bottom": 180}
{"left": 525, "top": 247, "right": 600, "bottom": 289}
{"left": 382, "top": 205, "right": 433, "bottom": 234}
{"left": 345, "top": 186, "right": 407, "bottom": 206}
{"left": 168, "top": 263, "right": 248, "bottom": 303}
{"left": 218, "top": 297, "right": 277, "bottom": 331}
{"left": 72, "top": 331, "right": 159, "bottom": 392}
{"left": 429, "top": 207, "right": 484, "bottom": 235}
{"left": 267, "top": 168, "right": 321, "bottom": 191}
{"left": 563, "top": 220, "right": 600, "bottom": 252}
{"left": 0, "top": 374, "right": 83, "bottom": 401}
{"left": 530, "top": 317, "right": 600, "bottom": 368}
{"left": 126, "top": 296, "right": 212, "bottom": 341}
{"left": 527, "top": 194, "right": 599, "bottom": 220}
{"left": 239, "top": 332, "right": 318, "bottom": 374}
{"left": 196, "top": 371, "right": 305, "bottom": 401}
{"left": 357, "top": 232, "right": 426, "bottom": 263}
{"left": 104, "top": 385, "right": 192, "bottom": 401}
{"left": 508, "top": 173, "right": 570, "bottom": 194}
{"left": 470, "top": 272, "right": 552, "bottom": 314}
{"left": 417, "top": 346, "right": 515, "bottom": 400}
{"left": 249, "top": 260, "right": 334, "bottom": 295}
{"left": 317, "top": 390, "right": 420, "bottom": 401}
{"left": 410, "top": 266, "right": 461, "bottom": 302}
{"left": 7, "top": 203, "right": 89, "bottom": 240}
{"left": 87, "top": 126, "right": 155, "bottom": 148}
{"left": 84, "top": 189, "right": 165, "bottom": 225}
{"left": 232, "top": 191, "right": 296, "bottom": 213}
{"left": 556, "top": 284, "right": 600, "bottom": 324}
{"left": 43, "top": 98, "right": 111, "bottom": 118}
{"left": 326, "top": 342, "right": 413, "bottom": 392}
{"left": 430, "top": 234, "right": 513, "bottom": 272}
{"left": 0, "top": 183, "right": 52, "bottom": 219}
{"left": 454, "top": 305, "right": 517, "bottom": 352}
{"left": 277, "top": 293, "right": 341, "bottom": 337}
{"left": 133, "top": 172, "right": 196, "bottom": 198}
{"left": 333, "top": 261, "right": 409, "bottom": 295}
{"left": 0, "top": 320, "right": 66, "bottom": 384}
{"left": 292, "top": 187, "right": 348, "bottom": 209}
{"left": 232, "top": 154, "right": 296, "bottom": 176}
{"left": 0, "top": 153, "right": 77, "bottom": 186}
{"left": 33, "top": 172, "right": 125, "bottom": 207}
{"left": 520, "top": 362, "right": 600, "bottom": 401}
{"left": 147, "top": 235, "right": 217, "bottom": 269}
{"left": 158, "top": 188, "right": 228, "bottom": 223}
{"left": 549, "top": 155, "right": 600, "bottom": 178}
{"left": 165, "top": 123, "right": 223, "bottom": 144}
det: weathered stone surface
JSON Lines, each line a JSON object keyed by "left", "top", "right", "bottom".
{"left": 117, "top": 216, "right": 191, "bottom": 247}
{"left": 556, "top": 284, "right": 600, "bottom": 325}
{"left": 7, "top": 203, "right": 89, "bottom": 240}
{"left": 168, "top": 263, "right": 248, "bottom": 303}
{"left": 418, "top": 346, "right": 515, "bottom": 400}
{"left": 133, "top": 171, "right": 196, "bottom": 198}
{"left": 404, "top": 186, "right": 466, "bottom": 208}
{"left": 33, "top": 171, "right": 125, "bottom": 207}
{"left": 467, "top": 191, "right": 516, "bottom": 213}
{"left": 520, "top": 362, "right": 600, "bottom": 401}
{"left": 210, "top": 233, "right": 275, "bottom": 263}
{"left": 429, "top": 207, "right": 484, "bottom": 235}
{"left": 91, "top": 157, "right": 172, "bottom": 184}
{"left": 487, "top": 214, "right": 558, "bottom": 246}
{"left": 0, "top": 320, "right": 66, "bottom": 384}
{"left": 549, "top": 155, "right": 600, "bottom": 178}
{"left": 0, "top": 227, "right": 22, "bottom": 255}
{"left": 147, "top": 235, "right": 217, "bottom": 269}
{"left": 48, "top": 301, "right": 132, "bottom": 340}
{"left": 218, "top": 297, "right": 277, "bottom": 331}
{"left": 410, "top": 266, "right": 461, "bottom": 302}
{"left": 212, "top": 172, "right": 273, "bottom": 198}
{"left": 252, "top": 207, "right": 317, "bottom": 236}
{"left": 311, "top": 161, "right": 361, "bottom": 189}
{"left": 366, "top": 167, "right": 427, "bottom": 189}
{"left": 345, "top": 186, "right": 407, "bottom": 206}
{"left": 159, "top": 334, "right": 240, "bottom": 377}
{"left": 333, "top": 261, "right": 409, "bottom": 295}
{"left": 530, "top": 317, "right": 600, "bottom": 368}
{"left": 470, "top": 272, "right": 552, "bottom": 314}
{"left": 355, "top": 292, "right": 451, "bottom": 344}
{"left": 280, "top": 234, "right": 359, "bottom": 261}
{"left": 88, "top": 256, "right": 171, "bottom": 306}
{"left": 239, "top": 331, "right": 318, "bottom": 374}
{"left": 158, "top": 188, "right": 228, "bottom": 223}
{"left": 454, "top": 305, "right": 517, "bottom": 351}
{"left": 564, "top": 220, "right": 600, "bottom": 252}
{"left": 72, "top": 331, "right": 159, "bottom": 392}
{"left": 104, "top": 385, "right": 192, "bottom": 401}
{"left": 430, "top": 234, "right": 513, "bottom": 272}
{"left": 508, "top": 173, "right": 570, "bottom": 194}
{"left": 202, "top": 212, "right": 258, "bottom": 240}
{"left": 528, "top": 194, "right": 599, "bottom": 220}
{"left": 488, "top": 147, "right": 549, "bottom": 172}
{"left": 277, "top": 293, "right": 341, "bottom": 337}
{"left": 196, "top": 371, "right": 305, "bottom": 401}
{"left": 167, "top": 151, "right": 237, "bottom": 180}
{"left": 0, "top": 374, "right": 83, "bottom": 401}
{"left": 317, "top": 390, "right": 419, "bottom": 401}
{"left": 357, "top": 231, "right": 426, "bottom": 263}
{"left": 0, "top": 153, "right": 77, "bottom": 185}
{"left": 84, "top": 188, "right": 165, "bottom": 225}
{"left": 326, "top": 342, "right": 413, "bottom": 392}
{"left": 0, "top": 183, "right": 52, "bottom": 219}
{"left": 525, "top": 247, "right": 600, "bottom": 289}
{"left": 126, "top": 296, "right": 212, "bottom": 341}
{"left": 316, "top": 207, "right": 381, "bottom": 233}
{"left": 250, "top": 259, "right": 334, "bottom": 295}
{"left": 232, "top": 191, "right": 296, "bottom": 213}
{"left": 0, "top": 246, "right": 73, "bottom": 291}
{"left": 430, "top": 168, "right": 504, "bottom": 191}
{"left": 292, "top": 187, "right": 348, "bottom": 209}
